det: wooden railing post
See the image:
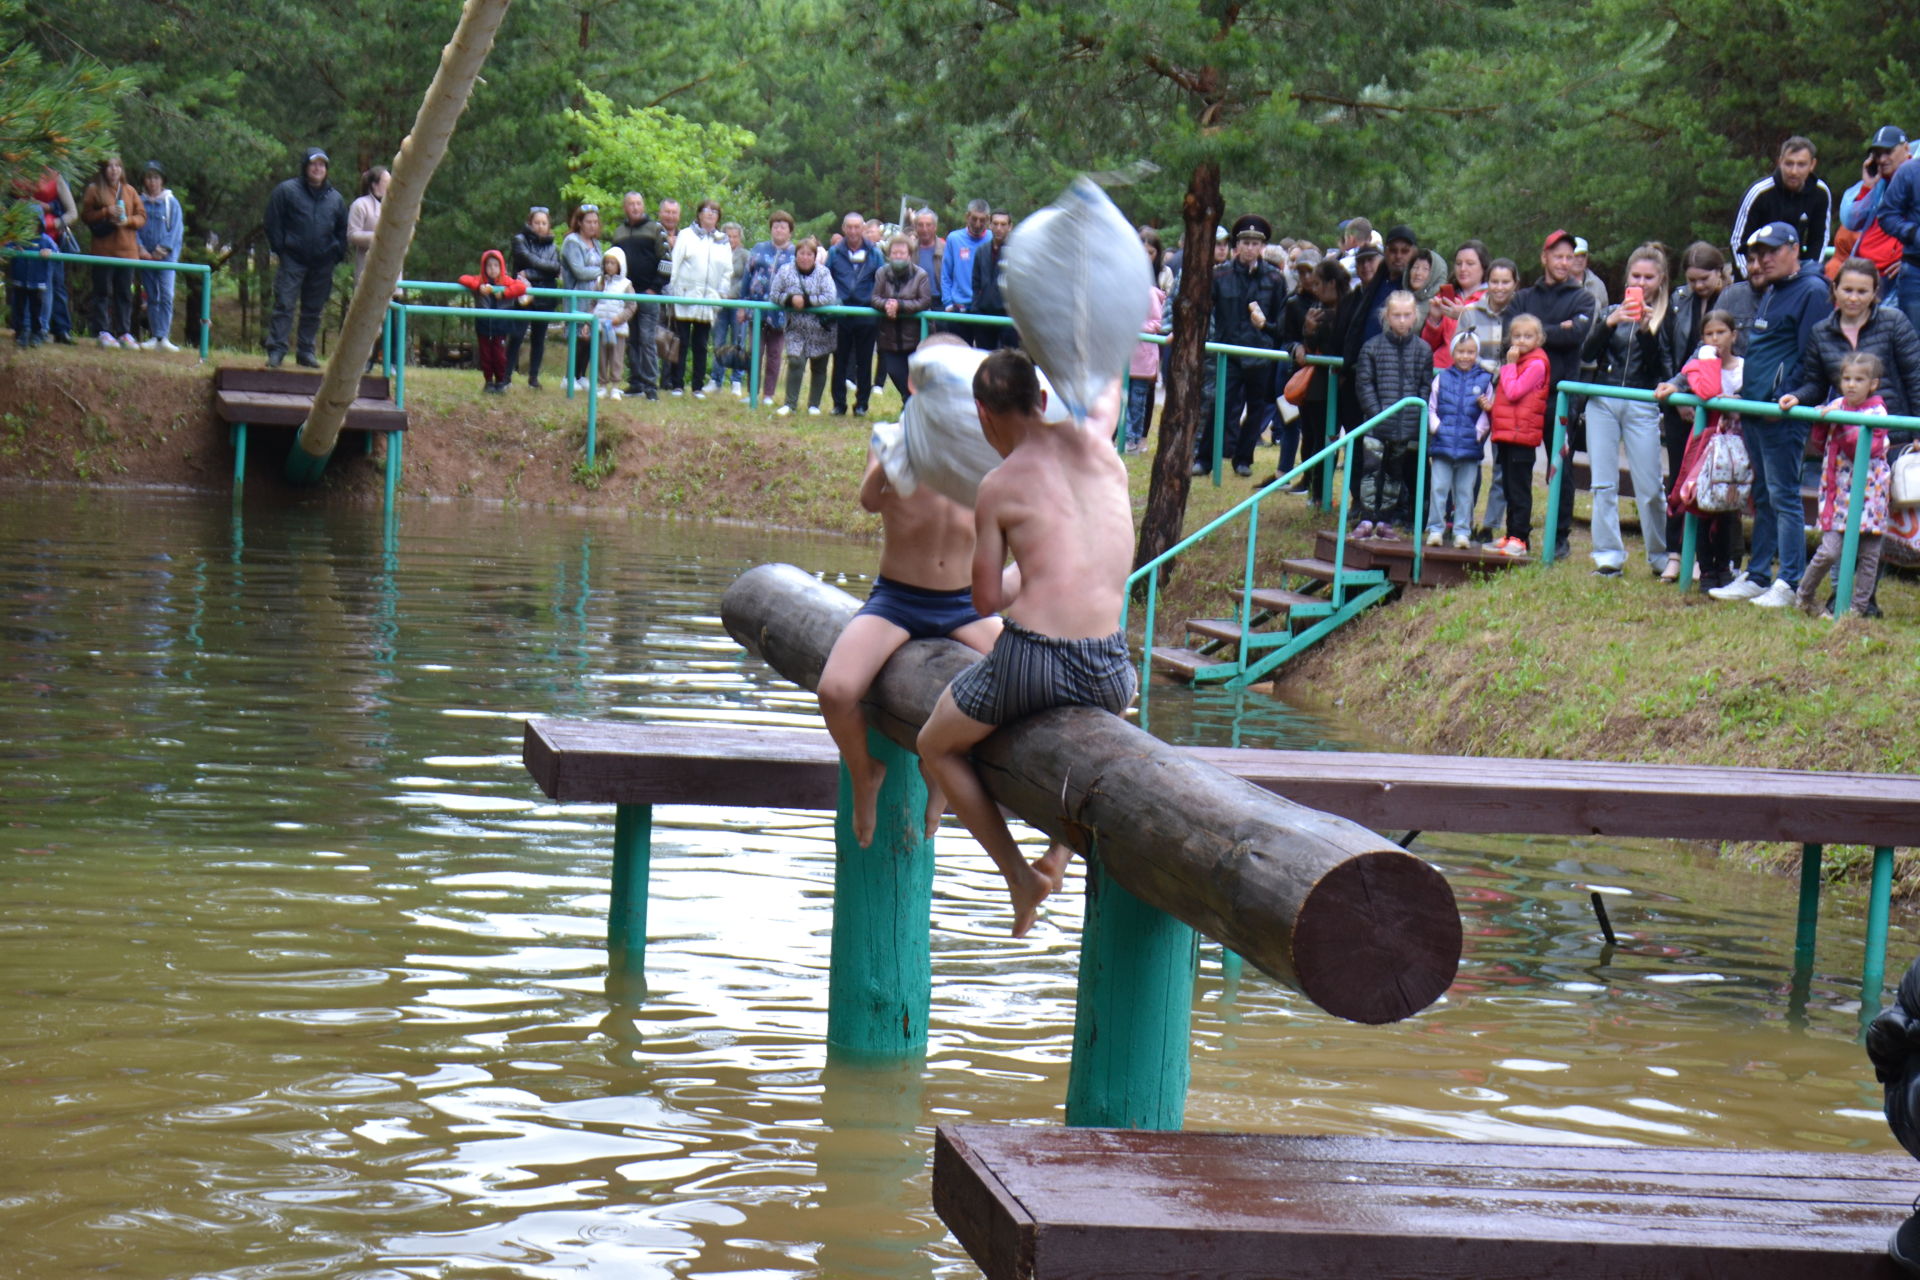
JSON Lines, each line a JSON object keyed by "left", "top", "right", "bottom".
{"left": 827, "top": 731, "right": 936, "bottom": 1059}
{"left": 608, "top": 803, "right": 652, "bottom": 992}
{"left": 1065, "top": 848, "right": 1197, "bottom": 1130}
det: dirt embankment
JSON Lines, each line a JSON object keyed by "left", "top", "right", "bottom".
{"left": 0, "top": 346, "right": 878, "bottom": 533}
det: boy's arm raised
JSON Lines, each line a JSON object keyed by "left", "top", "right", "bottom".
{"left": 857, "top": 451, "right": 889, "bottom": 514}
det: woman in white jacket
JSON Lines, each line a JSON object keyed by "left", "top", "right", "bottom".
{"left": 668, "top": 198, "right": 732, "bottom": 397}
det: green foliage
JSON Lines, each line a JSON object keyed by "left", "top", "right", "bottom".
{"left": 560, "top": 86, "right": 766, "bottom": 229}
{"left": 0, "top": 0, "right": 131, "bottom": 243}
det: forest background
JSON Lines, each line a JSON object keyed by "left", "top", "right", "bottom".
{"left": 13, "top": 0, "right": 1920, "bottom": 281}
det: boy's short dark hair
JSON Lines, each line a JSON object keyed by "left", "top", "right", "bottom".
{"left": 973, "top": 349, "right": 1043, "bottom": 416}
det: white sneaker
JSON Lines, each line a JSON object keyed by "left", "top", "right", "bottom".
{"left": 610, "top": 388, "right": 623, "bottom": 400}
{"left": 762, "top": 396, "right": 777, "bottom": 408}
{"left": 596, "top": 386, "right": 607, "bottom": 398}
{"left": 1424, "top": 529, "right": 1443, "bottom": 547}
{"left": 158, "top": 339, "right": 180, "bottom": 353}
{"left": 693, "top": 390, "right": 706, "bottom": 400}
{"left": 99, "top": 333, "right": 118, "bottom": 348}
{"left": 808, "top": 405, "right": 822, "bottom": 416}
{"left": 1707, "top": 573, "right": 1765, "bottom": 601}
{"left": 671, "top": 388, "right": 684, "bottom": 397}
{"left": 119, "top": 334, "right": 137, "bottom": 348}
{"left": 1453, "top": 534, "right": 1471, "bottom": 550}
{"left": 1750, "top": 580, "right": 1798, "bottom": 608}
{"left": 775, "top": 404, "right": 792, "bottom": 417}
{"left": 574, "top": 377, "right": 590, "bottom": 392}
{"left": 139, "top": 338, "right": 159, "bottom": 350}
{"left": 731, "top": 383, "right": 745, "bottom": 398}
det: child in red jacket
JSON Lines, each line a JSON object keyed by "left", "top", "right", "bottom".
{"left": 459, "top": 249, "right": 526, "bottom": 393}
{"left": 1487, "top": 313, "right": 1549, "bottom": 555}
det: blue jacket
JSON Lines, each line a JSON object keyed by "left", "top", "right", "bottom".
{"left": 743, "top": 239, "right": 795, "bottom": 330}
{"left": 1428, "top": 365, "right": 1492, "bottom": 461}
{"left": 135, "top": 188, "right": 184, "bottom": 261}
{"left": 942, "top": 226, "right": 991, "bottom": 309}
{"left": 1876, "top": 160, "right": 1920, "bottom": 263}
{"left": 1744, "top": 261, "right": 1833, "bottom": 403}
{"left": 827, "top": 238, "right": 880, "bottom": 308}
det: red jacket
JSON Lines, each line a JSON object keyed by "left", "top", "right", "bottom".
{"left": 459, "top": 249, "right": 527, "bottom": 337}
{"left": 1489, "top": 348, "right": 1550, "bottom": 447}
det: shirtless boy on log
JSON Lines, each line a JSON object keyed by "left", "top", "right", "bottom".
{"left": 916, "top": 349, "right": 1136, "bottom": 937}
{"left": 817, "top": 446, "right": 1001, "bottom": 847}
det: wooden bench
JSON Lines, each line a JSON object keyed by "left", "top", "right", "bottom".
{"left": 933, "top": 1123, "right": 1916, "bottom": 1279}
{"left": 213, "top": 367, "right": 408, "bottom": 497}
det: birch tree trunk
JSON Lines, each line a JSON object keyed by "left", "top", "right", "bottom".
{"left": 285, "top": 0, "right": 514, "bottom": 482}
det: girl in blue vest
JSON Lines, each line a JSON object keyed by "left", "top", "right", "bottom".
{"left": 1426, "top": 331, "right": 1495, "bottom": 547}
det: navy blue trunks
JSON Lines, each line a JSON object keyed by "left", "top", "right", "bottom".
{"left": 855, "top": 575, "right": 986, "bottom": 640}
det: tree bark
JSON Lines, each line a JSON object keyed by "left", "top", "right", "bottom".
{"left": 1131, "top": 159, "right": 1222, "bottom": 580}
{"left": 286, "top": 0, "right": 514, "bottom": 481}
{"left": 721, "top": 563, "right": 1461, "bottom": 1025}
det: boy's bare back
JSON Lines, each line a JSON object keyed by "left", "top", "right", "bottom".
{"left": 974, "top": 390, "right": 1132, "bottom": 639}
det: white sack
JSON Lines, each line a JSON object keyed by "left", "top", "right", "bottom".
{"left": 870, "top": 342, "right": 1069, "bottom": 506}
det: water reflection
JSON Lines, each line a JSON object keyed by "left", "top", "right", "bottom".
{"left": 0, "top": 490, "right": 1908, "bottom": 1280}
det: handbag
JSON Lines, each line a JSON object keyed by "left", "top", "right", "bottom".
{"left": 1694, "top": 426, "right": 1754, "bottom": 514}
{"left": 1892, "top": 444, "right": 1920, "bottom": 509}
{"left": 1282, "top": 363, "right": 1315, "bottom": 406}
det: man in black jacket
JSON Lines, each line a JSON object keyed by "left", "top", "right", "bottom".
{"left": 1512, "top": 229, "right": 1595, "bottom": 559}
{"left": 613, "top": 191, "right": 668, "bottom": 399}
{"left": 263, "top": 148, "right": 348, "bottom": 367}
{"left": 1197, "top": 214, "right": 1287, "bottom": 478}
{"left": 1730, "top": 136, "right": 1832, "bottom": 277}
{"left": 968, "top": 209, "right": 1017, "bottom": 350}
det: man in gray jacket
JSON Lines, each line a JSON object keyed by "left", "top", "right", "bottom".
{"left": 263, "top": 148, "right": 348, "bottom": 368}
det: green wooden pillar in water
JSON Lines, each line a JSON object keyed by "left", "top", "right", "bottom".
{"left": 828, "top": 730, "right": 936, "bottom": 1059}
{"left": 1065, "top": 851, "right": 1197, "bottom": 1130}
{"left": 1863, "top": 845, "right": 1897, "bottom": 1014}
{"left": 608, "top": 803, "right": 652, "bottom": 990}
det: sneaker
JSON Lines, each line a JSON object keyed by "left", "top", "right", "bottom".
{"left": 528, "top": 377, "right": 543, "bottom": 390}
{"left": 1424, "top": 529, "right": 1443, "bottom": 547}
{"left": 120, "top": 333, "right": 138, "bottom": 348}
{"left": 808, "top": 405, "right": 823, "bottom": 416}
{"left": 1453, "top": 533, "right": 1471, "bottom": 550}
{"left": 1374, "top": 525, "right": 1399, "bottom": 542}
{"left": 158, "top": 339, "right": 180, "bottom": 353}
{"left": 266, "top": 351, "right": 283, "bottom": 367}
{"left": 1750, "top": 580, "right": 1797, "bottom": 608}
{"left": 139, "top": 337, "right": 159, "bottom": 350}
{"left": 1499, "top": 537, "right": 1529, "bottom": 556}
{"left": 671, "top": 388, "right": 684, "bottom": 397}
{"left": 1707, "top": 573, "right": 1765, "bottom": 601}
{"left": 1285, "top": 482, "right": 1312, "bottom": 496}
{"left": 775, "top": 404, "right": 793, "bottom": 417}
{"left": 610, "top": 388, "right": 623, "bottom": 400}
{"left": 645, "top": 389, "right": 659, "bottom": 401}
{"left": 295, "top": 353, "right": 320, "bottom": 368}
{"left": 1591, "top": 564, "right": 1622, "bottom": 578}
{"left": 732, "top": 383, "right": 745, "bottom": 398}
{"left": 762, "top": 396, "right": 777, "bottom": 408}
{"left": 596, "top": 386, "right": 608, "bottom": 398}
{"left": 1352, "top": 520, "right": 1375, "bottom": 539}
{"left": 99, "top": 333, "right": 118, "bottom": 348}
{"left": 693, "top": 390, "right": 706, "bottom": 399}
{"left": 1191, "top": 462, "right": 1209, "bottom": 476}
{"left": 1233, "top": 463, "right": 1252, "bottom": 477}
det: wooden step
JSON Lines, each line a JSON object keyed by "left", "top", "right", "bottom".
{"left": 1150, "top": 646, "right": 1227, "bottom": 681}
{"left": 1277, "top": 556, "right": 1386, "bottom": 586}
{"left": 1236, "top": 586, "right": 1322, "bottom": 615}
{"left": 1184, "top": 618, "right": 1290, "bottom": 648}
{"left": 1312, "top": 530, "right": 1389, "bottom": 568}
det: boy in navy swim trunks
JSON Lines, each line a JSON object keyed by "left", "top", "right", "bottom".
{"left": 916, "top": 350, "right": 1136, "bottom": 937}
{"left": 818, "top": 446, "right": 1002, "bottom": 847}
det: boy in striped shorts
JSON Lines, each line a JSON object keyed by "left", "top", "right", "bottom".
{"left": 916, "top": 350, "right": 1137, "bottom": 937}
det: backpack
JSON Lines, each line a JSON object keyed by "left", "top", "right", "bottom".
{"left": 1694, "top": 428, "right": 1753, "bottom": 514}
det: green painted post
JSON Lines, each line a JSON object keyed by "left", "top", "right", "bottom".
{"left": 749, "top": 309, "right": 762, "bottom": 405}
{"left": 827, "top": 732, "right": 935, "bottom": 1059}
{"left": 1064, "top": 851, "right": 1197, "bottom": 1130}
{"left": 1321, "top": 378, "right": 1339, "bottom": 512}
{"left": 1542, "top": 391, "right": 1569, "bottom": 563}
{"left": 1863, "top": 845, "right": 1897, "bottom": 1011}
{"left": 1211, "top": 351, "right": 1227, "bottom": 487}
{"left": 394, "top": 308, "right": 408, "bottom": 409}
{"left": 585, "top": 332, "right": 600, "bottom": 465}
{"left": 381, "top": 305, "right": 393, "bottom": 379}
{"left": 231, "top": 424, "right": 247, "bottom": 493}
{"left": 1833, "top": 421, "right": 1875, "bottom": 616}
{"left": 383, "top": 431, "right": 402, "bottom": 517}
{"left": 565, "top": 317, "right": 576, "bottom": 399}
{"left": 1117, "top": 372, "right": 1130, "bottom": 452}
{"left": 1221, "top": 948, "right": 1244, "bottom": 982}
{"left": 1794, "top": 843, "right": 1823, "bottom": 972}
{"left": 197, "top": 265, "right": 212, "bottom": 362}
{"left": 1412, "top": 402, "right": 1430, "bottom": 582}
{"left": 608, "top": 803, "right": 652, "bottom": 987}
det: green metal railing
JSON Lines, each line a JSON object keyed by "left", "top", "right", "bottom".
{"left": 388, "top": 301, "right": 600, "bottom": 461}
{"left": 2, "top": 247, "right": 212, "bottom": 360}
{"left": 1547, "top": 382, "right": 1920, "bottom": 617}
{"left": 1124, "top": 394, "right": 1429, "bottom": 716}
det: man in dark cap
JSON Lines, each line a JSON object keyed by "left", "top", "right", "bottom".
{"left": 263, "top": 147, "right": 348, "bottom": 367}
{"left": 1195, "top": 214, "right": 1287, "bottom": 477}
{"left": 1841, "top": 126, "right": 1911, "bottom": 282}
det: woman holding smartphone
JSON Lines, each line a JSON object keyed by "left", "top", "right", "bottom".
{"left": 1581, "top": 243, "right": 1679, "bottom": 578}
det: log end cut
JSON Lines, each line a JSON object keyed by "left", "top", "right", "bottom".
{"left": 1292, "top": 850, "right": 1461, "bottom": 1024}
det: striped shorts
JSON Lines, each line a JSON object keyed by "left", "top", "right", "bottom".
{"left": 947, "top": 620, "right": 1137, "bottom": 727}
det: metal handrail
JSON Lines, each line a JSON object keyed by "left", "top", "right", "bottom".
{"left": 1, "top": 247, "right": 213, "bottom": 360}
{"left": 1125, "top": 394, "right": 1429, "bottom": 707}
{"left": 1548, "top": 381, "right": 1920, "bottom": 617}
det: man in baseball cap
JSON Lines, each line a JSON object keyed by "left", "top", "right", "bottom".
{"left": 1839, "top": 127, "right": 1911, "bottom": 280}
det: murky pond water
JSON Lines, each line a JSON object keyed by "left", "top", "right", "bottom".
{"left": 1, "top": 489, "right": 1910, "bottom": 1278}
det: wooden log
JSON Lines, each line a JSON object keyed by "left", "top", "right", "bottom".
{"left": 720, "top": 563, "right": 1462, "bottom": 1025}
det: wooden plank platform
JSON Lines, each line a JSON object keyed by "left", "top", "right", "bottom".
{"left": 522, "top": 720, "right": 1920, "bottom": 847}
{"left": 932, "top": 1124, "right": 1914, "bottom": 1279}
{"left": 212, "top": 367, "right": 407, "bottom": 431}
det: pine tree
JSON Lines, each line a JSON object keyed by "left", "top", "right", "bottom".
{"left": 0, "top": 0, "right": 130, "bottom": 243}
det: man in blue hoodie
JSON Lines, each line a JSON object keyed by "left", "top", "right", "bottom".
{"left": 941, "top": 200, "right": 992, "bottom": 337}
{"left": 1708, "top": 221, "right": 1833, "bottom": 607}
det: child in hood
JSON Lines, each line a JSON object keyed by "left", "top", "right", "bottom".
{"left": 7, "top": 223, "right": 58, "bottom": 347}
{"left": 1425, "top": 331, "right": 1494, "bottom": 548}
{"left": 459, "top": 249, "right": 526, "bottom": 394}
{"left": 590, "top": 246, "right": 636, "bottom": 400}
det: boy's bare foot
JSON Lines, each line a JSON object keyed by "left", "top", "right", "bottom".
{"left": 849, "top": 761, "right": 886, "bottom": 848}
{"left": 1031, "top": 842, "right": 1071, "bottom": 894}
{"left": 923, "top": 782, "right": 947, "bottom": 839}
{"left": 1009, "top": 865, "right": 1054, "bottom": 938}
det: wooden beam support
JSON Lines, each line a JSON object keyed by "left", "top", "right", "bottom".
{"left": 719, "top": 563, "right": 1461, "bottom": 1026}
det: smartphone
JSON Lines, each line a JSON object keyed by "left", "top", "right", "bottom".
{"left": 1622, "top": 285, "right": 1644, "bottom": 321}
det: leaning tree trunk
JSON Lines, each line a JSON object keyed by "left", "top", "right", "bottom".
{"left": 1132, "top": 159, "right": 1221, "bottom": 579}
{"left": 286, "top": 0, "right": 514, "bottom": 482}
